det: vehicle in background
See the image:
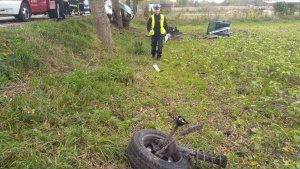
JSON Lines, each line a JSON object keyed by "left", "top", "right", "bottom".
{"left": 69, "top": 0, "right": 88, "bottom": 15}
{"left": 207, "top": 20, "right": 232, "bottom": 37}
{"left": 83, "top": 0, "right": 90, "bottom": 12}
{"left": 104, "top": 0, "right": 134, "bottom": 27}
{"left": 68, "top": 0, "right": 90, "bottom": 15}
{"left": 0, "top": 0, "right": 57, "bottom": 22}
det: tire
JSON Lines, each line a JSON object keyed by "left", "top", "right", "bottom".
{"left": 18, "top": 2, "right": 31, "bottom": 22}
{"left": 48, "top": 9, "right": 57, "bottom": 18}
{"left": 126, "top": 129, "right": 190, "bottom": 169}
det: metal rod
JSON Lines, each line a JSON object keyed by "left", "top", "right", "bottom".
{"left": 179, "top": 124, "right": 203, "bottom": 136}
{"left": 166, "top": 126, "right": 178, "bottom": 142}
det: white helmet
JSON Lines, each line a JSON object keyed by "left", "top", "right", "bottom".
{"left": 153, "top": 4, "right": 161, "bottom": 10}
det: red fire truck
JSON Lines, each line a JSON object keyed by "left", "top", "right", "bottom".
{"left": 0, "top": 0, "right": 57, "bottom": 22}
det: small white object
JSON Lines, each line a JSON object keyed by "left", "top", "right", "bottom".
{"left": 165, "top": 33, "right": 171, "bottom": 42}
{"left": 152, "top": 64, "right": 160, "bottom": 72}
{"left": 146, "top": 146, "right": 152, "bottom": 152}
{"left": 168, "top": 157, "right": 174, "bottom": 162}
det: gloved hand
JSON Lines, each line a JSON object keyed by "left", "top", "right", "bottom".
{"left": 149, "top": 30, "right": 154, "bottom": 36}
{"left": 165, "top": 33, "right": 171, "bottom": 42}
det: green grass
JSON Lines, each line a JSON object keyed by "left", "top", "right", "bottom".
{"left": 0, "top": 17, "right": 299, "bottom": 168}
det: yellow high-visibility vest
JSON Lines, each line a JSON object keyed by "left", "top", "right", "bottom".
{"left": 149, "top": 14, "right": 166, "bottom": 36}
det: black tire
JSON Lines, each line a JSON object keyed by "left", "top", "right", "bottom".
{"left": 48, "top": 9, "right": 58, "bottom": 18}
{"left": 18, "top": 2, "right": 31, "bottom": 22}
{"left": 126, "top": 129, "right": 190, "bottom": 169}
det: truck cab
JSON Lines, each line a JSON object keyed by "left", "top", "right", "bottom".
{"left": 0, "top": 0, "right": 56, "bottom": 21}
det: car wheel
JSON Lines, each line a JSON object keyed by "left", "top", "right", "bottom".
{"left": 18, "top": 2, "right": 31, "bottom": 22}
{"left": 126, "top": 129, "right": 190, "bottom": 169}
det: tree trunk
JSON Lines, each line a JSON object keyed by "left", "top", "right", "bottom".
{"left": 111, "top": 0, "right": 123, "bottom": 28}
{"left": 133, "top": 0, "right": 137, "bottom": 15}
{"left": 89, "top": 0, "right": 115, "bottom": 50}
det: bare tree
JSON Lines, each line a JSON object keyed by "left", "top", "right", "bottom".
{"left": 111, "top": 0, "right": 123, "bottom": 28}
{"left": 89, "top": 0, "right": 115, "bottom": 50}
{"left": 133, "top": 0, "right": 138, "bottom": 15}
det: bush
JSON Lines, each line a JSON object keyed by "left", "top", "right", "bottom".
{"left": 274, "top": 2, "right": 297, "bottom": 15}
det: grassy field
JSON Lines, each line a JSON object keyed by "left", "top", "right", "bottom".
{"left": 0, "top": 18, "right": 299, "bottom": 168}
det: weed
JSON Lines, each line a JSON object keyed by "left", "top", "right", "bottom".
{"left": 132, "top": 40, "right": 146, "bottom": 55}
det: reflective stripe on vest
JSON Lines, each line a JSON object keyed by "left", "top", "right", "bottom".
{"left": 151, "top": 14, "right": 166, "bottom": 35}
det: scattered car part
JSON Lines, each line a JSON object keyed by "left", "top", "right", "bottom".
{"left": 152, "top": 64, "right": 161, "bottom": 72}
{"left": 168, "top": 26, "right": 183, "bottom": 40}
{"left": 127, "top": 129, "right": 190, "bottom": 169}
{"left": 207, "top": 20, "right": 233, "bottom": 37}
{"left": 127, "top": 116, "right": 228, "bottom": 169}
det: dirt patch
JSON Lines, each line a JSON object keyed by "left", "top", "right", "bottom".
{"left": 0, "top": 81, "right": 29, "bottom": 99}
{"left": 170, "top": 32, "right": 183, "bottom": 41}
{"left": 0, "top": 16, "right": 27, "bottom": 29}
{"left": 132, "top": 74, "right": 147, "bottom": 85}
{"left": 0, "top": 22, "right": 25, "bottom": 29}
{"left": 0, "top": 15, "right": 53, "bottom": 29}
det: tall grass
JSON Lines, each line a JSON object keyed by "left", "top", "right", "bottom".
{"left": 0, "top": 17, "right": 299, "bottom": 168}
{"left": 0, "top": 18, "right": 95, "bottom": 86}
{"left": 0, "top": 18, "right": 136, "bottom": 168}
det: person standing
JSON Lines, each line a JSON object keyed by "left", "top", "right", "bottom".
{"left": 56, "top": 0, "right": 65, "bottom": 20}
{"left": 146, "top": 4, "right": 169, "bottom": 60}
{"left": 63, "top": 0, "right": 71, "bottom": 17}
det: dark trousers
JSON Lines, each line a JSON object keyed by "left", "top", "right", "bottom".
{"left": 56, "top": 0, "right": 65, "bottom": 19}
{"left": 151, "top": 35, "right": 163, "bottom": 59}
{"left": 64, "top": 2, "right": 70, "bottom": 15}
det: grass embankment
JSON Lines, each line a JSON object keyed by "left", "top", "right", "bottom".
{"left": 0, "top": 18, "right": 136, "bottom": 168}
{"left": 0, "top": 18, "right": 299, "bottom": 168}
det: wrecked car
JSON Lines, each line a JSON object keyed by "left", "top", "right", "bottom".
{"left": 105, "top": 0, "right": 134, "bottom": 27}
{"left": 207, "top": 20, "right": 232, "bottom": 37}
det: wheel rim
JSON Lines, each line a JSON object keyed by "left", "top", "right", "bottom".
{"left": 22, "top": 6, "right": 30, "bottom": 20}
{"left": 142, "top": 134, "right": 182, "bottom": 163}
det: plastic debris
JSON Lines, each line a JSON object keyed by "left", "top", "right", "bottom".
{"left": 152, "top": 64, "right": 160, "bottom": 72}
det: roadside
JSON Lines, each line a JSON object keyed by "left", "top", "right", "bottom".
{"left": 0, "top": 15, "right": 49, "bottom": 29}
{"left": 0, "top": 14, "right": 89, "bottom": 29}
